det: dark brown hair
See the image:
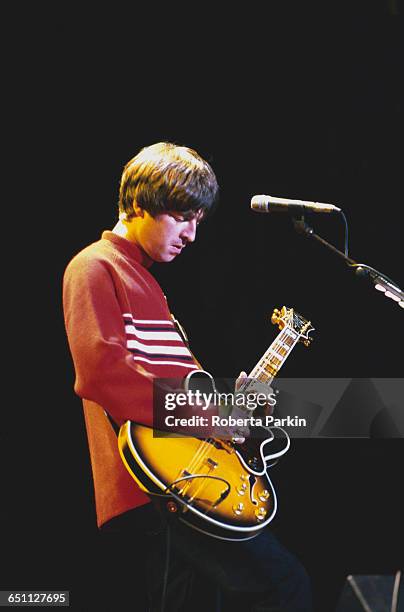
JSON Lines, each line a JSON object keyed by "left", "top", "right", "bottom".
{"left": 119, "top": 142, "right": 219, "bottom": 219}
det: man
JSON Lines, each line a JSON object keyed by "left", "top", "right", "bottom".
{"left": 63, "top": 142, "right": 312, "bottom": 611}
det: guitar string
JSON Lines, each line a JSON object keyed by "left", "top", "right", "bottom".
{"left": 252, "top": 330, "right": 291, "bottom": 378}
{"left": 182, "top": 318, "right": 310, "bottom": 504}
{"left": 251, "top": 330, "right": 297, "bottom": 382}
{"left": 180, "top": 335, "right": 290, "bottom": 501}
{"left": 178, "top": 326, "right": 301, "bottom": 502}
{"left": 181, "top": 446, "right": 220, "bottom": 504}
{"left": 179, "top": 430, "right": 220, "bottom": 494}
{"left": 188, "top": 331, "right": 295, "bottom": 476}
{"left": 176, "top": 438, "right": 218, "bottom": 500}
{"left": 179, "top": 379, "right": 226, "bottom": 480}
{"left": 182, "top": 438, "right": 213, "bottom": 481}
{"left": 187, "top": 440, "right": 213, "bottom": 475}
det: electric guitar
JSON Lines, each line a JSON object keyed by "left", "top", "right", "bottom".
{"left": 118, "top": 307, "right": 314, "bottom": 540}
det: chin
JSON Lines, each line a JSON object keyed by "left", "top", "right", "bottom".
{"left": 155, "top": 253, "right": 176, "bottom": 263}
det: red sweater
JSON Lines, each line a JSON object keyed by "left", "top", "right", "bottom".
{"left": 63, "top": 231, "right": 200, "bottom": 527}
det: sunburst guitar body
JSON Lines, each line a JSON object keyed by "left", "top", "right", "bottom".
{"left": 118, "top": 307, "right": 314, "bottom": 540}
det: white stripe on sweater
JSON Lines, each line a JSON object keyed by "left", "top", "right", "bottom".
{"left": 125, "top": 324, "right": 180, "bottom": 341}
{"left": 122, "top": 314, "right": 174, "bottom": 326}
{"left": 133, "top": 355, "right": 199, "bottom": 369}
{"left": 127, "top": 339, "right": 190, "bottom": 356}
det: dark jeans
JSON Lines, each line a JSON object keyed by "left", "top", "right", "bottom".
{"left": 101, "top": 503, "right": 313, "bottom": 612}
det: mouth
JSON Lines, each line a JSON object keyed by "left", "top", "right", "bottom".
{"left": 171, "top": 244, "right": 184, "bottom": 253}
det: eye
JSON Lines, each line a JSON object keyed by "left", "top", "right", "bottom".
{"left": 169, "top": 212, "right": 204, "bottom": 225}
{"left": 170, "top": 213, "right": 186, "bottom": 223}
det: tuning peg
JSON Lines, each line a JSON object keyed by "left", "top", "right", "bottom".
{"left": 271, "top": 308, "right": 281, "bottom": 325}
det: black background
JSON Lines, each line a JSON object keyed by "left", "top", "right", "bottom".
{"left": 3, "top": 3, "right": 403, "bottom": 610}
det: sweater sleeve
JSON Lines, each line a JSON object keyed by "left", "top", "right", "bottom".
{"left": 63, "top": 253, "right": 157, "bottom": 427}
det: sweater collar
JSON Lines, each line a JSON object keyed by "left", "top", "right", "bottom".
{"left": 101, "top": 231, "right": 153, "bottom": 268}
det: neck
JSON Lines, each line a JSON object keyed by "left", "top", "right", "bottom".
{"left": 249, "top": 326, "right": 300, "bottom": 385}
{"left": 111, "top": 220, "right": 153, "bottom": 267}
{"left": 112, "top": 219, "right": 129, "bottom": 237}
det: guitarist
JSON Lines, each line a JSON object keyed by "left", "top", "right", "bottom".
{"left": 63, "top": 142, "right": 312, "bottom": 611}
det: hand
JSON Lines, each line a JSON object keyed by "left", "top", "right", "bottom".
{"left": 211, "top": 371, "right": 251, "bottom": 444}
{"left": 235, "top": 370, "right": 276, "bottom": 418}
{"left": 231, "top": 371, "right": 250, "bottom": 443}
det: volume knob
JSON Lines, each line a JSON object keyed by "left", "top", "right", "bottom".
{"left": 233, "top": 502, "right": 244, "bottom": 515}
{"left": 255, "top": 507, "right": 267, "bottom": 521}
{"left": 236, "top": 482, "right": 248, "bottom": 495}
{"left": 259, "top": 489, "right": 270, "bottom": 501}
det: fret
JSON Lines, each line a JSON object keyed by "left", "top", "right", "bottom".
{"left": 245, "top": 306, "right": 313, "bottom": 392}
{"left": 250, "top": 328, "right": 299, "bottom": 383}
{"left": 259, "top": 367, "right": 279, "bottom": 379}
{"left": 257, "top": 368, "right": 276, "bottom": 382}
{"left": 267, "top": 348, "right": 285, "bottom": 360}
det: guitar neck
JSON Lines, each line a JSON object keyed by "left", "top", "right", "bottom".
{"left": 248, "top": 327, "right": 300, "bottom": 385}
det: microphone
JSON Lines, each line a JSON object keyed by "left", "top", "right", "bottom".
{"left": 251, "top": 194, "right": 341, "bottom": 214}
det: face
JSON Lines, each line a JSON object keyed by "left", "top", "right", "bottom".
{"left": 133, "top": 208, "right": 204, "bottom": 263}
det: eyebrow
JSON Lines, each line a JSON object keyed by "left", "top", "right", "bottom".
{"left": 171, "top": 210, "right": 205, "bottom": 222}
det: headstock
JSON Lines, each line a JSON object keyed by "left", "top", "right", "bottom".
{"left": 271, "top": 306, "right": 314, "bottom": 347}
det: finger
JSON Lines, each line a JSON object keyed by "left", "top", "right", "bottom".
{"left": 235, "top": 371, "right": 248, "bottom": 390}
{"left": 232, "top": 436, "right": 245, "bottom": 444}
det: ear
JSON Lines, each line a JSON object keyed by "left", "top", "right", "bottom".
{"left": 132, "top": 200, "right": 145, "bottom": 218}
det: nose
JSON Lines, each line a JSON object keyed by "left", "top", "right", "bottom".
{"left": 181, "top": 218, "right": 197, "bottom": 243}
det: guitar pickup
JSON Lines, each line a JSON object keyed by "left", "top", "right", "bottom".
{"left": 206, "top": 458, "right": 218, "bottom": 469}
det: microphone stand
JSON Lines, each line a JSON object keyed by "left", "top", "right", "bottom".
{"left": 291, "top": 215, "right": 404, "bottom": 309}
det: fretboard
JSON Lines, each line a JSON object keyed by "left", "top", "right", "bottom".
{"left": 248, "top": 326, "right": 300, "bottom": 385}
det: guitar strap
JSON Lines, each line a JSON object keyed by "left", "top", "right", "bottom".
{"left": 100, "top": 317, "right": 203, "bottom": 608}
{"left": 171, "top": 313, "right": 203, "bottom": 369}
{"left": 105, "top": 313, "right": 200, "bottom": 437}
{"left": 105, "top": 410, "right": 120, "bottom": 436}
